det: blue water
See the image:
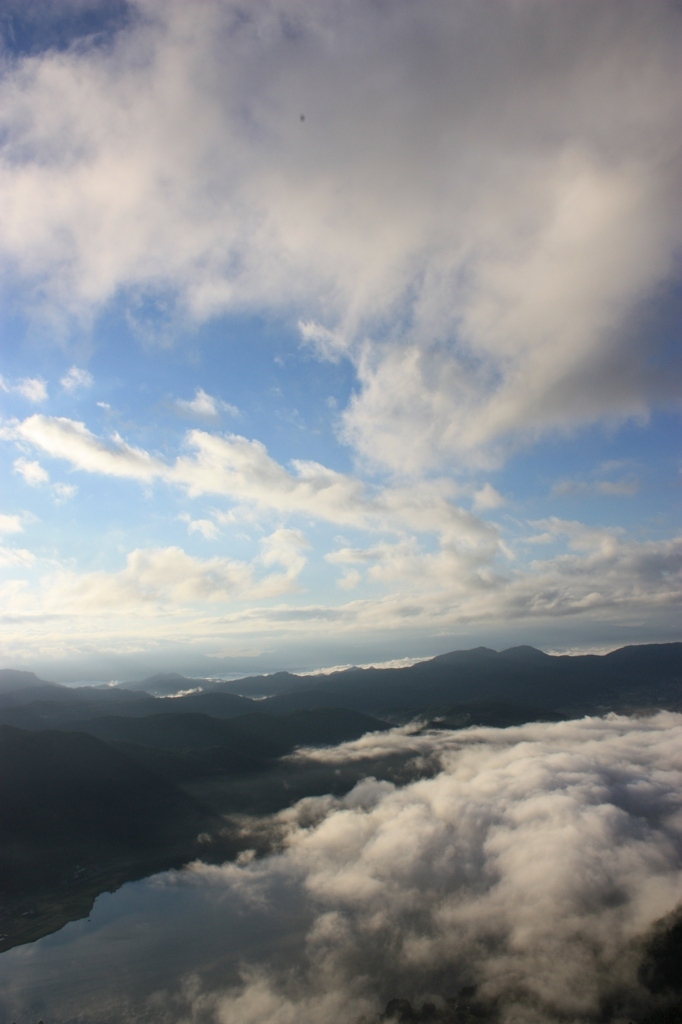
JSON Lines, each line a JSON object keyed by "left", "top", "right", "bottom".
{"left": 0, "top": 865, "right": 309, "bottom": 1023}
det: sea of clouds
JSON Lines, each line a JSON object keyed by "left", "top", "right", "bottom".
{"left": 143, "top": 713, "right": 682, "bottom": 1024}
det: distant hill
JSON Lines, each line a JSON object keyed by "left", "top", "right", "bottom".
{"left": 220, "top": 642, "right": 682, "bottom": 715}
{"left": 211, "top": 670, "right": 311, "bottom": 698}
{"left": 63, "top": 707, "right": 390, "bottom": 755}
{"left": 122, "top": 672, "right": 212, "bottom": 696}
{"left": 0, "top": 641, "right": 680, "bottom": 956}
{"left": 0, "top": 669, "right": 66, "bottom": 703}
{"left": 123, "top": 670, "right": 308, "bottom": 698}
{"left": 0, "top": 724, "right": 213, "bottom": 894}
{"left": 3, "top": 643, "right": 682, "bottom": 726}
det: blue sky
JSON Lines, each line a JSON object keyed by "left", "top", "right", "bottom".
{"left": 0, "top": 0, "right": 680, "bottom": 681}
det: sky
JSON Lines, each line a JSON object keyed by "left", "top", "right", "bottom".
{"left": 0, "top": 0, "right": 680, "bottom": 682}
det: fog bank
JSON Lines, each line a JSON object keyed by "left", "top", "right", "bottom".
{"left": 154, "top": 713, "right": 682, "bottom": 1023}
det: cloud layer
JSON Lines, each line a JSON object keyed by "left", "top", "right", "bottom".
{"left": 149, "top": 713, "right": 682, "bottom": 1024}
{"left": 0, "top": 0, "right": 680, "bottom": 469}
{"left": 1, "top": 414, "right": 680, "bottom": 662}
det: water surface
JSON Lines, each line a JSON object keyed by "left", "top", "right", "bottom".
{"left": 0, "top": 863, "right": 309, "bottom": 1023}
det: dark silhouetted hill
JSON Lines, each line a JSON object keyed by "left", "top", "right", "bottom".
{"left": 63, "top": 707, "right": 390, "bottom": 755}
{"left": 225, "top": 643, "right": 682, "bottom": 715}
{"left": 4, "top": 643, "right": 680, "bottom": 728}
{"left": 0, "top": 724, "right": 213, "bottom": 894}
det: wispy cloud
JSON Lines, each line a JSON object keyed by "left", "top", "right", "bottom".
{"left": 551, "top": 476, "right": 640, "bottom": 497}
{"left": 177, "top": 513, "right": 220, "bottom": 541}
{"left": 472, "top": 483, "right": 503, "bottom": 511}
{"left": 2, "top": 415, "right": 492, "bottom": 545}
{"left": 0, "top": 513, "right": 23, "bottom": 535}
{"left": 175, "top": 387, "right": 238, "bottom": 420}
{"left": 0, "top": 546, "right": 35, "bottom": 567}
{"left": 1, "top": 375, "right": 47, "bottom": 402}
{"left": 52, "top": 481, "right": 77, "bottom": 503}
{"left": 13, "top": 457, "right": 49, "bottom": 486}
{"left": 60, "top": 366, "right": 93, "bottom": 393}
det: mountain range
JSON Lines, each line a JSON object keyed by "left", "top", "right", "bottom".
{"left": 1, "top": 642, "right": 680, "bottom": 953}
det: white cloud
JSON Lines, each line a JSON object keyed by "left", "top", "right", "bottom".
{"left": 0, "top": 546, "right": 35, "bottom": 567}
{"left": 595, "top": 479, "right": 640, "bottom": 496}
{"left": 1, "top": 375, "right": 48, "bottom": 402}
{"left": 52, "top": 482, "right": 77, "bottom": 503}
{"left": 0, "top": 520, "right": 679, "bottom": 657}
{"left": 15, "top": 378, "right": 48, "bottom": 402}
{"left": 298, "top": 320, "right": 348, "bottom": 363}
{"left": 4, "top": 415, "right": 160, "bottom": 480}
{"left": 176, "top": 387, "right": 238, "bottom": 419}
{"left": 26, "top": 545, "right": 304, "bottom": 615}
{"left": 3, "top": 415, "right": 493, "bottom": 547}
{"left": 178, "top": 513, "right": 219, "bottom": 540}
{"left": 60, "top": 366, "right": 93, "bottom": 392}
{"left": 337, "top": 569, "right": 361, "bottom": 591}
{"left": 472, "top": 483, "right": 503, "bottom": 511}
{"left": 551, "top": 476, "right": 640, "bottom": 497}
{"left": 0, "top": 1, "right": 677, "bottom": 469}
{"left": 0, "top": 513, "right": 23, "bottom": 535}
{"left": 51, "top": 547, "right": 254, "bottom": 609}
{"left": 157, "top": 713, "right": 682, "bottom": 1024}
{"left": 1, "top": 415, "right": 680, "bottom": 653}
{"left": 13, "top": 457, "right": 49, "bottom": 486}
{"left": 259, "top": 527, "right": 310, "bottom": 593}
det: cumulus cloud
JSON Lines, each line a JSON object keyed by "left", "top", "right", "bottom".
{"left": 1, "top": 420, "right": 680, "bottom": 653}
{"left": 178, "top": 513, "right": 220, "bottom": 540}
{"left": 60, "top": 365, "right": 93, "bottom": 392}
{"left": 0, "top": 1, "right": 679, "bottom": 468}
{"left": 176, "top": 387, "right": 238, "bottom": 419}
{"left": 260, "top": 527, "right": 309, "bottom": 575}
{"left": 473, "top": 483, "right": 503, "bottom": 511}
{"left": 51, "top": 481, "right": 77, "bottom": 503}
{"left": 337, "top": 568, "right": 361, "bottom": 591}
{"left": 146, "top": 713, "right": 682, "bottom": 1024}
{"left": 15, "top": 378, "right": 48, "bottom": 402}
{"left": 0, "top": 375, "right": 48, "bottom": 402}
{"left": 0, "top": 533, "right": 313, "bottom": 622}
{"left": 13, "top": 456, "right": 49, "bottom": 485}
{"left": 0, "top": 513, "right": 23, "bottom": 535}
{"left": 1, "top": 417, "right": 681, "bottom": 647}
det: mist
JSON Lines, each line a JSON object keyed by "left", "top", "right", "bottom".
{"left": 134, "top": 713, "right": 682, "bottom": 1024}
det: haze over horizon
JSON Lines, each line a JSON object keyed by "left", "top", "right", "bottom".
{"left": 0, "top": 0, "right": 681, "bottom": 682}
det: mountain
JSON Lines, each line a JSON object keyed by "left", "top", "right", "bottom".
{"left": 210, "top": 670, "right": 313, "bottom": 698}
{"left": 123, "top": 670, "right": 309, "bottom": 698}
{"left": 220, "top": 643, "right": 682, "bottom": 716}
{"left": 61, "top": 707, "right": 390, "bottom": 755}
{"left": 0, "top": 724, "right": 214, "bottom": 894}
{"left": 0, "top": 668, "right": 57, "bottom": 693}
{"left": 122, "top": 672, "right": 212, "bottom": 696}
{"left": 2, "top": 644, "right": 681, "bottom": 731}
{"left": 0, "top": 668, "right": 68, "bottom": 705}
{"left": 3, "top": 643, "right": 682, "bottom": 731}
{"left": 1, "top": 642, "right": 680, "bottom": 956}
{"left": 0, "top": 689, "right": 258, "bottom": 731}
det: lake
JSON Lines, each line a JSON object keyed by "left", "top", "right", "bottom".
{"left": 0, "top": 861, "right": 312, "bottom": 1023}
